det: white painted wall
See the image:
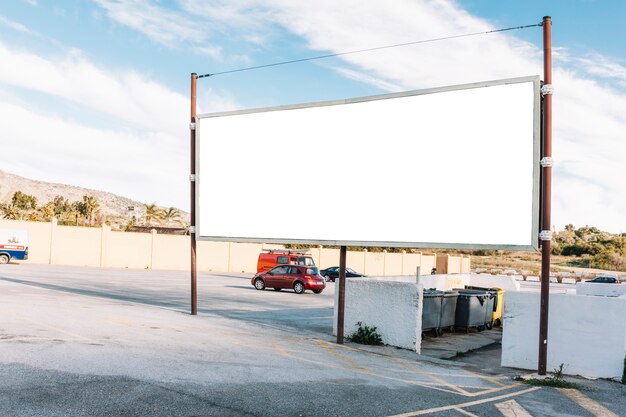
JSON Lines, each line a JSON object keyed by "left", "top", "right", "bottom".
{"left": 501, "top": 292, "right": 626, "bottom": 379}
{"left": 468, "top": 274, "right": 520, "bottom": 292}
{"left": 333, "top": 278, "right": 423, "bottom": 352}
{"left": 576, "top": 282, "right": 626, "bottom": 297}
{"left": 366, "top": 274, "right": 471, "bottom": 291}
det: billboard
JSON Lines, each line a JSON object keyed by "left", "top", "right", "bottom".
{"left": 196, "top": 76, "right": 540, "bottom": 250}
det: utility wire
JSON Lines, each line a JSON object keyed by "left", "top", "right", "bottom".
{"left": 197, "top": 22, "right": 542, "bottom": 79}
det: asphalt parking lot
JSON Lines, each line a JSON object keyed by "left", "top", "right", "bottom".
{"left": 1, "top": 264, "right": 624, "bottom": 417}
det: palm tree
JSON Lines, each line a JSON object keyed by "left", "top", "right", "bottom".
{"left": 0, "top": 203, "right": 20, "bottom": 220}
{"left": 39, "top": 202, "right": 55, "bottom": 222}
{"left": 161, "top": 207, "right": 183, "bottom": 226}
{"left": 82, "top": 195, "right": 100, "bottom": 225}
{"left": 144, "top": 203, "right": 164, "bottom": 226}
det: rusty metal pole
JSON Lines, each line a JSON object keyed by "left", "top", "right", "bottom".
{"left": 190, "top": 73, "right": 198, "bottom": 316}
{"left": 538, "top": 16, "right": 553, "bottom": 375}
{"left": 337, "top": 245, "right": 347, "bottom": 344}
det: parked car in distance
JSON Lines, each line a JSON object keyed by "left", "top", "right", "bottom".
{"left": 257, "top": 249, "right": 315, "bottom": 273}
{"left": 319, "top": 266, "right": 366, "bottom": 282}
{"left": 251, "top": 265, "right": 325, "bottom": 294}
{"left": 585, "top": 275, "right": 619, "bottom": 284}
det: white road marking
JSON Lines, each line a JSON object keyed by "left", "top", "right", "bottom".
{"left": 387, "top": 386, "right": 541, "bottom": 416}
{"left": 453, "top": 407, "right": 481, "bottom": 417}
{"left": 495, "top": 400, "right": 533, "bottom": 417}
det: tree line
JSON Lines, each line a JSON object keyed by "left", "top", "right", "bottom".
{"left": 0, "top": 191, "right": 186, "bottom": 229}
{"left": 552, "top": 224, "right": 626, "bottom": 271}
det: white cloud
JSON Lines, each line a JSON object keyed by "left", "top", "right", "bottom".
{"left": 3, "top": 0, "right": 625, "bottom": 232}
{"left": 0, "top": 38, "right": 239, "bottom": 209}
{"left": 213, "top": 0, "right": 625, "bottom": 233}
{"left": 93, "top": 0, "right": 206, "bottom": 47}
{"left": 0, "top": 16, "right": 40, "bottom": 36}
{"left": 94, "top": 0, "right": 262, "bottom": 60}
{"left": 0, "top": 99, "right": 187, "bottom": 208}
{"left": 0, "top": 40, "right": 187, "bottom": 136}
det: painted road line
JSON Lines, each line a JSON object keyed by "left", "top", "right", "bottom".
{"left": 319, "top": 340, "right": 512, "bottom": 388}
{"left": 318, "top": 342, "right": 374, "bottom": 375}
{"left": 316, "top": 343, "right": 467, "bottom": 395}
{"left": 386, "top": 386, "right": 541, "bottom": 417}
{"left": 453, "top": 407, "right": 481, "bottom": 417}
{"left": 316, "top": 341, "right": 520, "bottom": 396}
{"left": 386, "top": 356, "right": 471, "bottom": 396}
{"left": 557, "top": 388, "right": 619, "bottom": 417}
{"left": 464, "top": 369, "right": 507, "bottom": 387}
{"left": 495, "top": 400, "right": 533, "bottom": 417}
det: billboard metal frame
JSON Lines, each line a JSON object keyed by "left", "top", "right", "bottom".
{"left": 195, "top": 75, "right": 542, "bottom": 251}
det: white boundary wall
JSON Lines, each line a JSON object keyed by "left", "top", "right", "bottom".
{"left": 0, "top": 219, "right": 468, "bottom": 274}
{"left": 502, "top": 292, "right": 626, "bottom": 379}
{"left": 576, "top": 282, "right": 626, "bottom": 297}
{"left": 333, "top": 278, "right": 423, "bottom": 352}
{"left": 375, "top": 274, "right": 518, "bottom": 292}
{"left": 469, "top": 274, "right": 520, "bottom": 292}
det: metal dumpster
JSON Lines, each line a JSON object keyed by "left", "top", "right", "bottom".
{"left": 422, "top": 289, "right": 443, "bottom": 334}
{"left": 440, "top": 290, "right": 459, "bottom": 330}
{"left": 465, "top": 286, "right": 504, "bottom": 327}
{"left": 454, "top": 288, "right": 494, "bottom": 332}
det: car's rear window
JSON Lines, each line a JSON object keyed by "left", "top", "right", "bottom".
{"left": 305, "top": 267, "right": 319, "bottom": 275}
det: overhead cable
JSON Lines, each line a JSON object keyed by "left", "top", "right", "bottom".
{"left": 197, "top": 22, "right": 542, "bottom": 79}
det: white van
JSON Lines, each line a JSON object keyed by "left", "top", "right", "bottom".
{"left": 0, "top": 229, "right": 29, "bottom": 264}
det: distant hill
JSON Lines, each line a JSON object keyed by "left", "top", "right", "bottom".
{"left": 0, "top": 170, "right": 188, "bottom": 228}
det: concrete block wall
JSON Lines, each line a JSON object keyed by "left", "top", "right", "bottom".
{"left": 501, "top": 291, "right": 626, "bottom": 379}
{"left": 333, "top": 278, "right": 423, "bottom": 352}
{"left": 576, "top": 282, "right": 626, "bottom": 297}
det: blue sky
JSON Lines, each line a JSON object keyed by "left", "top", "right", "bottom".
{"left": 0, "top": 0, "right": 625, "bottom": 234}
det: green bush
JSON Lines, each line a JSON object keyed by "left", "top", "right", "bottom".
{"left": 349, "top": 322, "right": 383, "bottom": 346}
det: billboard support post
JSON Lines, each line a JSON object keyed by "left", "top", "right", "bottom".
{"left": 337, "top": 245, "right": 347, "bottom": 344}
{"left": 538, "top": 16, "right": 553, "bottom": 375}
{"left": 190, "top": 73, "right": 198, "bottom": 316}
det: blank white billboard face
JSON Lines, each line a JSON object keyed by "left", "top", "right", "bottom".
{"left": 196, "top": 76, "right": 540, "bottom": 250}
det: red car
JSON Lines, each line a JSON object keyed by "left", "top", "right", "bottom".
{"left": 251, "top": 265, "right": 325, "bottom": 294}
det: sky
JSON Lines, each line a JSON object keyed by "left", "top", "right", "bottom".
{"left": 0, "top": 0, "right": 625, "bottom": 234}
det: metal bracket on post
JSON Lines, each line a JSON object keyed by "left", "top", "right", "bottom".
{"left": 539, "top": 230, "right": 552, "bottom": 241}
{"left": 189, "top": 122, "right": 196, "bottom": 131}
{"left": 189, "top": 174, "right": 196, "bottom": 182}
{"left": 540, "top": 84, "right": 554, "bottom": 96}
{"left": 188, "top": 225, "right": 196, "bottom": 234}
{"left": 540, "top": 157, "right": 553, "bottom": 168}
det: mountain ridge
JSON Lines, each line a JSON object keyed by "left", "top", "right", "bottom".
{"left": 0, "top": 170, "right": 188, "bottom": 226}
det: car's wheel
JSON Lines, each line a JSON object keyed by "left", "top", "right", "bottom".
{"left": 293, "top": 281, "right": 305, "bottom": 294}
{"left": 312, "top": 289, "right": 323, "bottom": 294}
{"left": 0, "top": 254, "right": 9, "bottom": 264}
{"left": 324, "top": 275, "right": 331, "bottom": 282}
{"left": 254, "top": 278, "right": 265, "bottom": 290}
{"left": 273, "top": 288, "right": 281, "bottom": 291}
